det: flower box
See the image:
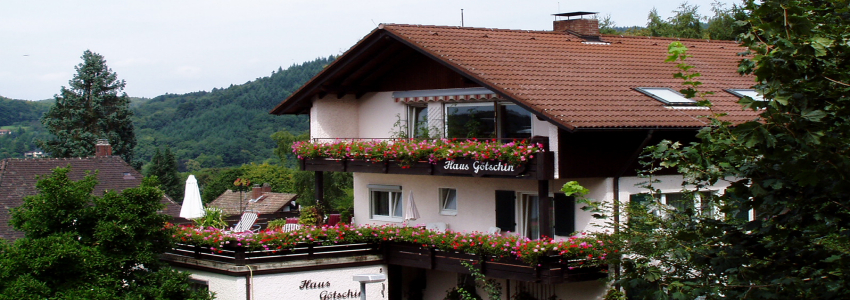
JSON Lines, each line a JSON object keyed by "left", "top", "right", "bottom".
{"left": 301, "top": 158, "right": 345, "bottom": 172}
{"left": 346, "top": 160, "right": 386, "bottom": 173}
{"left": 386, "top": 161, "right": 433, "bottom": 175}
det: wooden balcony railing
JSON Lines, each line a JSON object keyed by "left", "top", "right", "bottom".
{"left": 164, "top": 240, "right": 605, "bottom": 284}
{"left": 299, "top": 151, "right": 554, "bottom": 180}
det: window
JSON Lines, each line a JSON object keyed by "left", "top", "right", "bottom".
{"left": 408, "top": 105, "right": 429, "bottom": 138}
{"left": 726, "top": 89, "right": 765, "bottom": 102}
{"left": 187, "top": 278, "right": 209, "bottom": 293}
{"left": 498, "top": 104, "right": 533, "bottom": 138}
{"left": 439, "top": 188, "right": 457, "bottom": 215}
{"left": 445, "top": 102, "right": 533, "bottom": 139}
{"left": 520, "top": 194, "right": 542, "bottom": 239}
{"left": 369, "top": 185, "right": 403, "bottom": 221}
{"left": 630, "top": 192, "right": 717, "bottom": 216}
{"left": 634, "top": 87, "right": 696, "bottom": 106}
{"left": 496, "top": 191, "right": 574, "bottom": 238}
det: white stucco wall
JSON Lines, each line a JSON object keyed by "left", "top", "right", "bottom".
{"left": 353, "top": 173, "right": 603, "bottom": 237}
{"left": 352, "top": 173, "right": 730, "bottom": 239}
{"left": 358, "top": 92, "right": 405, "bottom": 139}
{"left": 179, "top": 264, "right": 389, "bottom": 300}
{"left": 311, "top": 95, "right": 361, "bottom": 139}
{"left": 175, "top": 268, "right": 244, "bottom": 300}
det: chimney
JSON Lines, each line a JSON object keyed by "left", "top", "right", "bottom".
{"left": 95, "top": 139, "right": 112, "bottom": 157}
{"left": 262, "top": 182, "right": 271, "bottom": 194}
{"left": 252, "top": 184, "right": 262, "bottom": 200}
{"left": 553, "top": 12, "right": 600, "bottom": 37}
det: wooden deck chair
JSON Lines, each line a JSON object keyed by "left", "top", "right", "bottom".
{"left": 282, "top": 223, "right": 301, "bottom": 232}
{"left": 232, "top": 212, "right": 259, "bottom": 232}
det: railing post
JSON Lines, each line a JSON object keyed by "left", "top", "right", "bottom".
{"left": 315, "top": 171, "right": 324, "bottom": 206}
{"left": 234, "top": 247, "right": 246, "bottom": 265}
{"left": 538, "top": 180, "right": 553, "bottom": 238}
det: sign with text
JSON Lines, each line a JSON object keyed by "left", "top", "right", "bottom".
{"left": 437, "top": 159, "right": 525, "bottom": 177}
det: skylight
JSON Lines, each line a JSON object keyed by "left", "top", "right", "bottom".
{"left": 726, "top": 89, "right": 765, "bottom": 102}
{"left": 634, "top": 87, "right": 696, "bottom": 106}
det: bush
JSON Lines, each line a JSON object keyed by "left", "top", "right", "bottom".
{"left": 194, "top": 207, "right": 227, "bottom": 229}
{"left": 299, "top": 206, "right": 320, "bottom": 226}
{"left": 267, "top": 219, "right": 287, "bottom": 230}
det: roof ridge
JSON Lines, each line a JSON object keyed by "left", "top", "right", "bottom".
{"left": 600, "top": 34, "right": 740, "bottom": 44}
{"left": 382, "top": 23, "right": 562, "bottom": 34}
{"left": 383, "top": 24, "right": 739, "bottom": 43}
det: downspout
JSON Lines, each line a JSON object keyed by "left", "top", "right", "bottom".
{"left": 245, "top": 265, "right": 254, "bottom": 300}
{"left": 613, "top": 129, "right": 654, "bottom": 287}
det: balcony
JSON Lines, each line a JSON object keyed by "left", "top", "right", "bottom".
{"left": 163, "top": 241, "right": 605, "bottom": 283}
{"left": 295, "top": 138, "right": 554, "bottom": 180}
{"left": 163, "top": 225, "right": 609, "bottom": 282}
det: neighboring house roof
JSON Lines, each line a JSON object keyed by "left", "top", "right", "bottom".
{"left": 0, "top": 156, "right": 182, "bottom": 240}
{"left": 271, "top": 24, "right": 759, "bottom": 130}
{"left": 208, "top": 190, "right": 297, "bottom": 216}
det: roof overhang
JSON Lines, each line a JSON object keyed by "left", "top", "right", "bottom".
{"left": 269, "top": 25, "right": 578, "bottom": 132}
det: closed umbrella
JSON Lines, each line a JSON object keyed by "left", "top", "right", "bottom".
{"left": 179, "top": 175, "right": 205, "bottom": 219}
{"left": 404, "top": 191, "right": 420, "bottom": 222}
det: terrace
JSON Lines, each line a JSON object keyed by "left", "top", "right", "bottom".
{"left": 163, "top": 224, "right": 609, "bottom": 284}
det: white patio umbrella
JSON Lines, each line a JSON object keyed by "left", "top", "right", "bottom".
{"left": 404, "top": 191, "right": 420, "bottom": 223}
{"left": 179, "top": 175, "right": 205, "bottom": 219}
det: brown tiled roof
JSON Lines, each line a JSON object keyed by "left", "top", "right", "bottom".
{"left": 0, "top": 156, "right": 182, "bottom": 240}
{"left": 208, "top": 190, "right": 297, "bottom": 216}
{"left": 271, "top": 24, "right": 759, "bottom": 129}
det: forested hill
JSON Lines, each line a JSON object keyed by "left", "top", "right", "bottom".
{"left": 0, "top": 96, "right": 52, "bottom": 126}
{"left": 132, "top": 56, "right": 334, "bottom": 168}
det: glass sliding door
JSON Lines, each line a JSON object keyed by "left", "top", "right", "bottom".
{"left": 445, "top": 103, "right": 496, "bottom": 138}
{"left": 499, "top": 104, "right": 533, "bottom": 139}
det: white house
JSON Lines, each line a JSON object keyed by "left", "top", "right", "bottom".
{"left": 174, "top": 13, "right": 758, "bottom": 300}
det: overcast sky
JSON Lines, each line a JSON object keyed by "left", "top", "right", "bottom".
{"left": 1, "top": 0, "right": 733, "bottom": 101}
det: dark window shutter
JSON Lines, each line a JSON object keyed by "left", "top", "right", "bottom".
{"left": 553, "top": 193, "right": 575, "bottom": 236}
{"left": 495, "top": 190, "right": 516, "bottom": 232}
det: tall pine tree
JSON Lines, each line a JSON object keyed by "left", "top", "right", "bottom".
{"left": 147, "top": 147, "right": 182, "bottom": 201}
{"left": 39, "top": 50, "right": 137, "bottom": 165}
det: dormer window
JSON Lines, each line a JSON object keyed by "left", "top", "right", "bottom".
{"left": 634, "top": 87, "right": 696, "bottom": 106}
{"left": 726, "top": 89, "right": 765, "bottom": 102}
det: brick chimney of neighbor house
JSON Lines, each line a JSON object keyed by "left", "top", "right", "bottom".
{"left": 553, "top": 12, "right": 599, "bottom": 37}
{"left": 95, "top": 139, "right": 112, "bottom": 157}
{"left": 262, "top": 182, "right": 271, "bottom": 194}
{"left": 252, "top": 184, "right": 262, "bottom": 200}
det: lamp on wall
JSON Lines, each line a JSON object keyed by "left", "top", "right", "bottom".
{"left": 352, "top": 274, "right": 386, "bottom": 300}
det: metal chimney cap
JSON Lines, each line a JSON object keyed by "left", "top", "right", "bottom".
{"left": 553, "top": 12, "right": 598, "bottom": 18}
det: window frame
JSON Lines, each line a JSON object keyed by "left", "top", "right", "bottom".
{"left": 368, "top": 185, "right": 403, "bottom": 222}
{"left": 406, "top": 104, "right": 429, "bottom": 138}
{"left": 726, "top": 89, "right": 766, "bottom": 102}
{"left": 439, "top": 188, "right": 458, "bottom": 216}
{"left": 634, "top": 87, "right": 697, "bottom": 106}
